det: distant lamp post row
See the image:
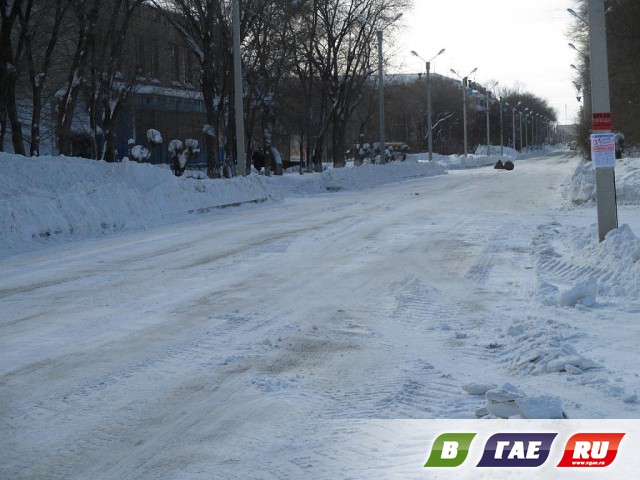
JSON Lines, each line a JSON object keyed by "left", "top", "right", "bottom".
{"left": 450, "top": 67, "right": 477, "bottom": 157}
{"left": 411, "top": 48, "right": 445, "bottom": 161}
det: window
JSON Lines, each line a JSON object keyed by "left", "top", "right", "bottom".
{"left": 170, "top": 44, "right": 181, "bottom": 82}
{"left": 150, "top": 39, "right": 160, "bottom": 78}
{"left": 135, "top": 35, "right": 146, "bottom": 75}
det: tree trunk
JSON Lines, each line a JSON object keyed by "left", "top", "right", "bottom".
{"left": 331, "top": 119, "right": 347, "bottom": 168}
{"left": 30, "top": 88, "right": 43, "bottom": 156}
{"left": 6, "top": 88, "right": 25, "bottom": 155}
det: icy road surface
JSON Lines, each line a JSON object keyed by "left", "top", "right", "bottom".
{"left": 1, "top": 151, "right": 639, "bottom": 479}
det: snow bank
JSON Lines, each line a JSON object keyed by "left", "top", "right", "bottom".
{"left": 266, "top": 158, "right": 446, "bottom": 196}
{"left": 0, "top": 154, "right": 445, "bottom": 258}
{"left": 0, "top": 153, "right": 272, "bottom": 258}
{"left": 533, "top": 222, "right": 640, "bottom": 302}
{"left": 408, "top": 145, "right": 557, "bottom": 170}
{"left": 568, "top": 155, "right": 640, "bottom": 205}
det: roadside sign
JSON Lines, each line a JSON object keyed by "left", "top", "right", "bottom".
{"left": 591, "top": 133, "right": 616, "bottom": 168}
{"left": 592, "top": 112, "right": 612, "bottom": 131}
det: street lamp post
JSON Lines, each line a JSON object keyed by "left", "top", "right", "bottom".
{"left": 370, "top": 13, "right": 403, "bottom": 164}
{"left": 485, "top": 81, "right": 498, "bottom": 155}
{"left": 499, "top": 97, "right": 504, "bottom": 156}
{"left": 411, "top": 48, "right": 445, "bottom": 161}
{"left": 450, "top": 67, "right": 477, "bottom": 157}
{"left": 232, "top": 0, "right": 246, "bottom": 175}
{"left": 524, "top": 108, "right": 530, "bottom": 148}
{"left": 518, "top": 106, "right": 523, "bottom": 150}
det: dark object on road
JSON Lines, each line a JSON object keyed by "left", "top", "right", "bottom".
{"left": 494, "top": 160, "right": 505, "bottom": 169}
{"left": 504, "top": 161, "right": 514, "bottom": 171}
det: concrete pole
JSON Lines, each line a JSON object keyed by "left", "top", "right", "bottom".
{"left": 233, "top": 0, "right": 246, "bottom": 176}
{"left": 426, "top": 61, "right": 433, "bottom": 161}
{"left": 499, "top": 98, "right": 504, "bottom": 156}
{"left": 511, "top": 106, "right": 516, "bottom": 151}
{"left": 462, "top": 78, "right": 468, "bottom": 157}
{"left": 486, "top": 92, "right": 491, "bottom": 155}
{"left": 377, "top": 30, "right": 385, "bottom": 163}
{"left": 589, "top": 0, "right": 618, "bottom": 241}
{"left": 518, "top": 112, "right": 523, "bottom": 151}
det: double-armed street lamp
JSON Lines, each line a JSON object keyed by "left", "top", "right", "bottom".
{"left": 484, "top": 81, "right": 498, "bottom": 155}
{"left": 411, "top": 48, "right": 445, "bottom": 161}
{"left": 523, "top": 107, "right": 531, "bottom": 148}
{"left": 450, "top": 67, "right": 478, "bottom": 157}
{"left": 359, "top": 12, "right": 403, "bottom": 163}
{"left": 504, "top": 100, "right": 522, "bottom": 151}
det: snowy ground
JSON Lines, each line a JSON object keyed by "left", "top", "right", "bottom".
{"left": 1, "top": 149, "right": 640, "bottom": 479}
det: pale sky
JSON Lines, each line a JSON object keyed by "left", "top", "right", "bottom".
{"left": 391, "top": 0, "right": 581, "bottom": 124}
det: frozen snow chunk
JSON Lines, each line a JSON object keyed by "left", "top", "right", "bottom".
{"left": 564, "top": 364, "right": 584, "bottom": 375}
{"left": 485, "top": 383, "right": 525, "bottom": 403}
{"left": 486, "top": 399, "right": 521, "bottom": 419}
{"left": 558, "top": 277, "right": 597, "bottom": 307}
{"left": 534, "top": 280, "right": 560, "bottom": 306}
{"left": 516, "top": 395, "right": 565, "bottom": 419}
{"left": 463, "top": 383, "right": 496, "bottom": 396}
{"left": 474, "top": 406, "right": 489, "bottom": 417}
{"left": 485, "top": 383, "right": 526, "bottom": 418}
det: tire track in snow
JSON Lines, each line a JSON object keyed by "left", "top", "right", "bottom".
{"left": 0, "top": 311, "right": 278, "bottom": 480}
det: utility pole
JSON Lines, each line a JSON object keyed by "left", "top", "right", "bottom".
{"left": 233, "top": 0, "right": 246, "bottom": 176}
{"left": 411, "top": 49, "right": 445, "bottom": 161}
{"left": 377, "top": 30, "right": 385, "bottom": 163}
{"left": 588, "top": 0, "right": 618, "bottom": 241}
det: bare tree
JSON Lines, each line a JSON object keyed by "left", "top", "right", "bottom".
{"left": 87, "top": 0, "right": 147, "bottom": 162}
{"left": 294, "top": 0, "right": 409, "bottom": 169}
{"left": 1, "top": 0, "right": 26, "bottom": 154}
{"left": 242, "top": 0, "right": 299, "bottom": 175}
{"left": 55, "top": 0, "right": 100, "bottom": 156}
{"left": 18, "top": 0, "right": 70, "bottom": 156}
{"left": 151, "top": 0, "right": 229, "bottom": 178}
{"left": 567, "top": 0, "right": 640, "bottom": 151}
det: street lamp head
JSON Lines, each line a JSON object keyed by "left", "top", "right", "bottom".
{"left": 393, "top": 12, "right": 403, "bottom": 22}
{"left": 450, "top": 68, "right": 459, "bottom": 76}
{"left": 469, "top": 67, "right": 478, "bottom": 76}
{"left": 437, "top": 48, "right": 445, "bottom": 56}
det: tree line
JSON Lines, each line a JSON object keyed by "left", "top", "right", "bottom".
{"left": 2, "top": 0, "right": 560, "bottom": 179}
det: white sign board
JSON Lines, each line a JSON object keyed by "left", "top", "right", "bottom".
{"left": 591, "top": 133, "right": 616, "bottom": 168}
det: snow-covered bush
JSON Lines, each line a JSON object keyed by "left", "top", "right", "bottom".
{"left": 147, "top": 129, "right": 163, "bottom": 145}
{"left": 168, "top": 138, "right": 200, "bottom": 177}
{"left": 130, "top": 145, "right": 151, "bottom": 162}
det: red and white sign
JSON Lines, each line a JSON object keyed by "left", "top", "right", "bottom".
{"left": 592, "top": 112, "right": 612, "bottom": 131}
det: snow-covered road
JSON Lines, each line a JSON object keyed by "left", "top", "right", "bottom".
{"left": 2, "top": 151, "right": 639, "bottom": 479}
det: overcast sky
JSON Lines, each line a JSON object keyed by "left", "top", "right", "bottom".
{"left": 390, "top": 0, "right": 581, "bottom": 124}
